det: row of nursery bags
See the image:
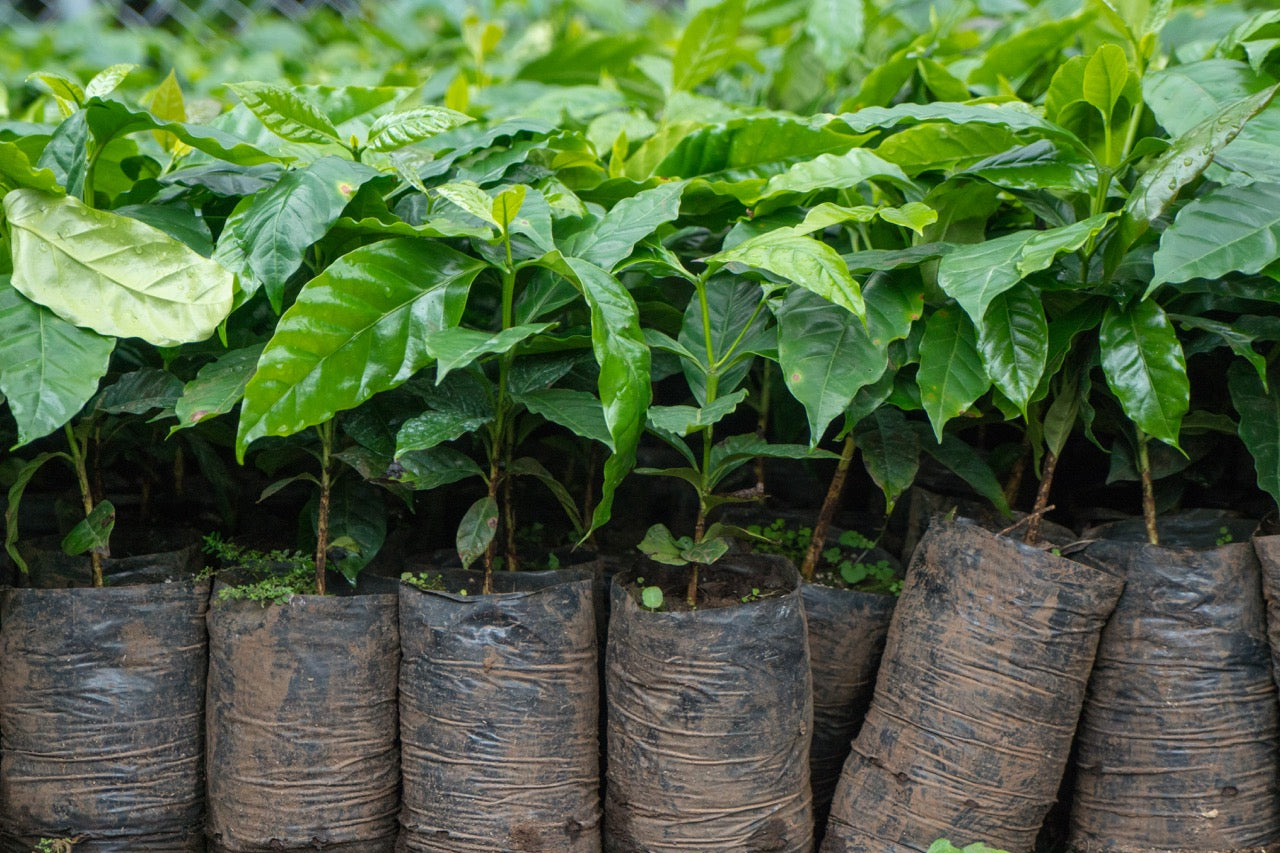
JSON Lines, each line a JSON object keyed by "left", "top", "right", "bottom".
{"left": 0, "top": 510, "right": 1275, "bottom": 851}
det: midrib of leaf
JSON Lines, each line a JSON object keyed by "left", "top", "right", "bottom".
{"left": 1122, "top": 311, "right": 1180, "bottom": 434}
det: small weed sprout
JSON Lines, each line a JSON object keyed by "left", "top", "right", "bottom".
{"left": 202, "top": 533, "right": 317, "bottom": 605}
{"left": 400, "top": 572, "right": 447, "bottom": 592}
{"left": 1217, "top": 525, "right": 1234, "bottom": 546}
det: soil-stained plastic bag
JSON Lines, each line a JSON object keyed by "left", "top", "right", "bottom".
{"left": 804, "top": 582, "right": 894, "bottom": 842}
{"left": 822, "top": 517, "right": 1123, "bottom": 852}
{"left": 1069, "top": 529, "right": 1280, "bottom": 852}
{"left": 398, "top": 568, "right": 601, "bottom": 852}
{"left": 0, "top": 576, "right": 210, "bottom": 852}
{"left": 605, "top": 555, "right": 813, "bottom": 852}
{"left": 205, "top": 589, "right": 400, "bottom": 852}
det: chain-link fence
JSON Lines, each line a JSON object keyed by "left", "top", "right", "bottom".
{"left": 1, "top": 0, "right": 360, "bottom": 30}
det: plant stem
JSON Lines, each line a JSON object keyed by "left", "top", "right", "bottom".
{"left": 1136, "top": 430, "right": 1159, "bottom": 546}
{"left": 802, "top": 432, "right": 855, "bottom": 581}
{"left": 65, "top": 424, "right": 104, "bottom": 588}
{"left": 1024, "top": 449, "right": 1058, "bottom": 545}
{"left": 755, "top": 361, "right": 772, "bottom": 495}
{"left": 1003, "top": 446, "right": 1027, "bottom": 509}
{"left": 314, "top": 422, "right": 333, "bottom": 596}
{"left": 493, "top": 235, "right": 518, "bottom": 578}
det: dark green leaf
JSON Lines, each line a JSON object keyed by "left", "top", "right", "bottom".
{"left": 855, "top": 408, "right": 919, "bottom": 515}
{"left": 171, "top": 344, "right": 265, "bottom": 432}
{"left": 915, "top": 427, "right": 1011, "bottom": 516}
{"left": 424, "top": 323, "right": 555, "bottom": 382}
{"left": 456, "top": 495, "right": 498, "bottom": 570}
{"left": 1099, "top": 299, "right": 1188, "bottom": 446}
{"left": 566, "top": 181, "right": 685, "bottom": 271}
{"left": 5, "top": 451, "right": 73, "bottom": 572}
{"left": 395, "top": 410, "right": 493, "bottom": 455}
{"left": 976, "top": 285, "right": 1048, "bottom": 418}
{"left": 1152, "top": 182, "right": 1280, "bottom": 290}
{"left": 648, "top": 388, "right": 749, "bottom": 436}
{"left": 61, "top": 499, "right": 115, "bottom": 557}
{"left": 917, "top": 307, "right": 990, "bottom": 442}
{"left": 94, "top": 368, "right": 182, "bottom": 415}
{"left": 1230, "top": 361, "right": 1280, "bottom": 508}
{"left": 390, "top": 447, "right": 485, "bottom": 491}
{"left": 513, "top": 388, "right": 611, "bottom": 445}
{"left": 508, "top": 457, "right": 583, "bottom": 535}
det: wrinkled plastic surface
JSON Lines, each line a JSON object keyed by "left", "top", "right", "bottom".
{"left": 205, "top": 590, "right": 400, "bottom": 852}
{"left": 1070, "top": 532, "right": 1280, "bottom": 853}
{"left": 18, "top": 532, "right": 200, "bottom": 588}
{"left": 605, "top": 554, "right": 814, "bottom": 852}
{"left": 0, "top": 577, "right": 210, "bottom": 852}
{"left": 398, "top": 569, "right": 601, "bottom": 852}
{"left": 803, "top": 581, "right": 894, "bottom": 843}
{"left": 823, "top": 517, "right": 1123, "bottom": 853}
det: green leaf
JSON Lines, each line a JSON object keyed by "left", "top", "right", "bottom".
{"left": 229, "top": 82, "right": 341, "bottom": 145}
{"left": 424, "top": 322, "right": 555, "bottom": 382}
{"left": 864, "top": 272, "right": 924, "bottom": 347}
{"left": 366, "top": 106, "right": 472, "bottom": 152}
{"left": 1121, "top": 83, "right": 1280, "bottom": 245}
{"left": 94, "top": 368, "right": 182, "bottom": 415}
{"left": 678, "top": 278, "right": 771, "bottom": 404}
{"left": 685, "top": 537, "right": 730, "bottom": 565}
{"left": 171, "top": 344, "right": 265, "bottom": 432}
{"left": 1229, "top": 361, "right": 1280, "bottom": 508}
{"left": 395, "top": 410, "right": 493, "bottom": 455}
{"left": 5, "top": 451, "right": 73, "bottom": 572}
{"left": 976, "top": 285, "right": 1048, "bottom": 418}
{"left": 806, "top": 0, "right": 864, "bottom": 71}
{"left": 85, "top": 64, "right": 136, "bottom": 100}
{"left": 707, "top": 435, "right": 836, "bottom": 491}
{"left": 390, "top": 447, "right": 484, "bottom": 491}
{"left": 638, "top": 523, "right": 688, "bottom": 566}
{"left": 962, "top": 140, "right": 1094, "bottom": 193}
{"left": 456, "top": 495, "right": 498, "bottom": 570}
{"left": 754, "top": 148, "right": 910, "bottom": 207}
{"left": 61, "top": 499, "right": 115, "bottom": 557}
{"left": 4, "top": 189, "right": 234, "bottom": 347}
{"left": 837, "top": 102, "right": 1088, "bottom": 155}
{"left": 561, "top": 257, "right": 652, "bottom": 535}
{"left": 0, "top": 141, "right": 62, "bottom": 194}
{"left": 708, "top": 230, "right": 863, "bottom": 318}
{"left": 856, "top": 408, "right": 919, "bottom": 516}
{"left": 434, "top": 180, "right": 500, "bottom": 228}
{"left": 1083, "top": 44, "right": 1132, "bottom": 124}
{"left": 968, "top": 15, "right": 1089, "bottom": 93}
{"left": 875, "top": 122, "right": 1022, "bottom": 176}
{"left": 1151, "top": 182, "right": 1280, "bottom": 291}
{"left": 236, "top": 239, "right": 482, "bottom": 459}
{"left": 1171, "top": 313, "right": 1267, "bottom": 387}
{"left": 513, "top": 388, "right": 611, "bottom": 445}
{"left": 566, "top": 181, "right": 685, "bottom": 271}
{"left": 230, "top": 157, "right": 381, "bottom": 311}
{"left": 492, "top": 185, "right": 526, "bottom": 232}
{"left": 508, "top": 457, "right": 584, "bottom": 535}
{"left": 672, "top": 0, "right": 745, "bottom": 93}
{"left": 917, "top": 307, "right": 990, "bottom": 442}
{"left": 641, "top": 585, "right": 665, "bottom": 610}
{"left": 648, "top": 388, "right": 749, "bottom": 436}
{"left": 937, "top": 214, "right": 1113, "bottom": 328}
{"left": 915, "top": 427, "right": 1012, "bottom": 516}
{"left": 634, "top": 116, "right": 859, "bottom": 182}
{"left": 314, "top": 477, "right": 386, "bottom": 583}
{"left": 28, "top": 72, "right": 83, "bottom": 114}
{"left": 776, "top": 288, "right": 887, "bottom": 443}
{"left": 0, "top": 280, "right": 113, "bottom": 447}
{"left": 83, "top": 97, "right": 278, "bottom": 166}
{"left": 1099, "top": 299, "right": 1188, "bottom": 447}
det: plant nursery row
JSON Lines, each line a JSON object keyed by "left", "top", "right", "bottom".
{"left": 4, "top": 0, "right": 1280, "bottom": 850}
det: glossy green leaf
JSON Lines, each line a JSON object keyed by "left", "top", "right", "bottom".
{"left": 968, "top": 15, "right": 1089, "bottom": 92}
{"left": 513, "top": 388, "right": 611, "bottom": 445}
{"left": 566, "top": 181, "right": 685, "bottom": 271}
{"left": 83, "top": 97, "right": 278, "bottom": 166}
{"left": 938, "top": 214, "right": 1113, "bottom": 328}
{"left": 855, "top": 407, "right": 919, "bottom": 516}
{"left": 0, "top": 280, "right": 113, "bottom": 446}
{"left": 1172, "top": 313, "right": 1267, "bottom": 387}
{"left": 875, "top": 122, "right": 1022, "bottom": 176}
{"left": 776, "top": 289, "right": 887, "bottom": 443}
{"left": 315, "top": 477, "right": 386, "bottom": 583}
{"left": 456, "top": 495, "right": 498, "bottom": 570}
{"left": 708, "top": 230, "right": 863, "bottom": 318}
{"left": 1121, "top": 82, "right": 1279, "bottom": 245}
{"left": 38, "top": 111, "right": 89, "bottom": 198}
{"left": 61, "top": 499, "right": 115, "bottom": 557}
{"left": 638, "top": 523, "right": 689, "bottom": 566}
{"left": 28, "top": 72, "right": 83, "bottom": 114}
{"left": 963, "top": 140, "right": 1095, "bottom": 192}
{"left": 397, "top": 410, "right": 491, "bottom": 461}
{"left": 917, "top": 307, "right": 990, "bottom": 442}
{"left": 707, "top": 435, "right": 836, "bottom": 491}
{"left": 863, "top": 273, "right": 924, "bottom": 348}
{"left": 754, "top": 148, "right": 910, "bottom": 206}
{"left": 976, "top": 285, "right": 1048, "bottom": 418}
{"left": 434, "top": 180, "right": 500, "bottom": 227}
{"left": 917, "top": 428, "right": 1011, "bottom": 517}
{"left": 85, "top": 64, "right": 135, "bottom": 100}
{"left": 231, "top": 157, "right": 381, "bottom": 311}
{"left": 390, "top": 447, "right": 485, "bottom": 491}
{"left": 1151, "top": 182, "right": 1280, "bottom": 290}
{"left": 1229, "top": 361, "right": 1280, "bottom": 508}
{"left": 5, "top": 189, "right": 234, "bottom": 347}
{"left": 648, "top": 388, "right": 749, "bottom": 436}
{"left": 806, "top": 0, "right": 864, "bottom": 70}
{"left": 633, "top": 116, "right": 858, "bottom": 181}
{"left": 1099, "top": 299, "right": 1188, "bottom": 447}
{"left": 424, "top": 323, "right": 554, "bottom": 382}
{"left": 367, "top": 106, "right": 472, "bottom": 152}
{"left": 492, "top": 184, "right": 526, "bottom": 232}
{"left": 672, "top": 0, "right": 744, "bottom": 92}
{"left": 678, "top": 278, "right": 772, "bottom": 404}
{"left": 171, "top": 344, "right": 265, "bottom": 432}
{"left": 229, "top": 82, "right": 341, "bottom": 145}
{"left": 93, "top": 368, "right": 182, "bottom": 415}
{"left": 236, "top": 239, "right": 482, "bottom": 459}
{"left": 837, "top": 102, "right": 1088, "bottom": 154}
{"left": 561, "top": 257, "right": 651, "bottom": 534}
{"left": 1083, "top": 44, "right": 1132, "bottom": 123}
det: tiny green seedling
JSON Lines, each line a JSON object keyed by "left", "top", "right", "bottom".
{"left": 1217, "top": 525, "right": 1234, "bottom": 546}
{"left": 641, "top": 585, "right": 664, "bottom": 611}
{"left": 927, "top": 841, "right": 1010, "bottom": 853}
{"left": 740, "top": 587, "right": 761, "bottom": 603}
{"left": 202, "top": 533, "right": 317, "bottom": 605}
{"left": 400, "top": 571, "right": 447, "bottom": 592}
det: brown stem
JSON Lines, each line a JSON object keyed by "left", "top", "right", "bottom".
{"left": 502, "top": 465, "right": 518, "bottom": 573}
{"left": 66, "top": 424, "right": 104, "bottom": 588}
{"left": 802, "top": 432, "right": 855, "bottom": 581}
{"left": 1137, "top": 432, "right": 1159, "bottom": 546}
{"left": 1024, "top": 450, "right": 1059, "bottom": 545}
{"left": 754, "top": 362, "right": 772, "bottom": 494}
{"left": 1003, "top": 447, "right": 1027, "bottom": 509}
{"left": 314, "top": 423, "right": 333, "bottom": 596}
{"left": 483, "top": 459, "right": 500, "bottom": 596}
{"left": 689, "top": 510, "right": 706, "bottom": 609}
